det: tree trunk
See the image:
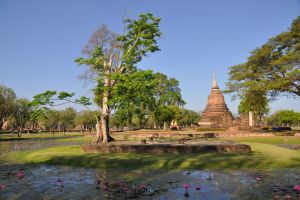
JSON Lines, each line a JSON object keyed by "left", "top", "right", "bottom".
{"left": 91, "top": 121, "right": 103, "bottom": 144}
{"left": 101, "top": 93, "right": 114, "bottom": 143}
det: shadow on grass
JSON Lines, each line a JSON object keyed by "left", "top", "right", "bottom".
{"left": 40, "top": 151, "right": 290, "bottom": 171}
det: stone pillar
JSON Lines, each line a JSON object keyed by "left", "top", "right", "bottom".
{"left": 249, "top": 111, "right": 254, "bottom": 127}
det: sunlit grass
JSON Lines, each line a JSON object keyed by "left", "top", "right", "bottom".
{"left": 2, "top": 142, "right": 300, "bottom": 170}
{"left": 221, "top": 136, "right": 300, "bottom": 145}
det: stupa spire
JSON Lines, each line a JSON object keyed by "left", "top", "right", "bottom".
{"left": 212, "top": 73, "right": 219, "bottom": 89}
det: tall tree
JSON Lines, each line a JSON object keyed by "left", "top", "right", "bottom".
{"left": 75, "top": 110, "right": 99, "bottom": 132}
{"left": 59, "top": 107, "right": 77, "bottom": 133}
{"left": 0, "top": 85, "right": 16, "bottom": 129}
{"left": 238, "top": 90, "right": 269, "bottom": 125}
{"left": 13, "top": 98, "right": 32, "bottom": 134}
{"left": 154, "top": 73, "right": 185, "bottom": 107}
{"left": 177, "top": 108, "right": 200, "bottom": 127}
{"left": 226, "top": 16, "right": 300, "bottom": 98}
{"left": 75, "top": 13, "right": 161, "bottom": 143}
{"left": 110, "top": 70, "right": 185, "bottom": 130}
{"left": 110, "top": 70, "right": 157, "bottom": 129}
{"left": 152, "top": 73, "right": 185, "bottom": 127}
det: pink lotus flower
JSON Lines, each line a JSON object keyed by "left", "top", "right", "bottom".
{"left": 16, "top": 171, "right": 24, "bottom": 179}
{"left": 293, "top": 185, "right": 300, "bottom": 191}
{"left": 273, "top": 194, "right": 280, "bottom": 199}
{"left": 284, "top": 194, "right": 292, "bottom": 199}
{"left": 123, "top": 187, "right": 129, "bottom": 193}
{"left": 255, "top": 176, "right": 262, "bottom": 181}
{"left": 195, "top": 186, "right": 201, "bottom": 191}
{"left": 183, "top": 183, "right": 190, "bottom": 190}
{"left": 0, "top": 184, "right": 6, "bottom": 190}
{"left": 139, "top": 184, "right": 146, "bottom": 190}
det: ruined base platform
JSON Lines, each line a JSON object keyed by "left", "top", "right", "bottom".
{"left": 82, "top": 142, "right": 251, "bottom": 154}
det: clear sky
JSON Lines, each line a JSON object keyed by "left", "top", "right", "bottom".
{"left": 0, "top": 0, "right": 299, "bottom": 114}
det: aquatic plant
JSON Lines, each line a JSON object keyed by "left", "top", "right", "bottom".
{"left": 0, "top": 184, "right": 6, "bottom": 190}
{"left": 16, "top": 171, "right": 25, "bottom": 179}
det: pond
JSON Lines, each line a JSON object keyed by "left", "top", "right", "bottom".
{"left": 0, "top": 164, "right": 300, "bottom": 199}
{"left": 1, "top": 137, "right": 300, "bottom": 199}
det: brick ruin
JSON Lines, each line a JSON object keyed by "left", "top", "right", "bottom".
{"left": 199, "top": 75, "right": 234, "bottom": 128}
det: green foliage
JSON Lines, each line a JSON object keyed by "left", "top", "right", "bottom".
{"left": 40, "top": 109, "right": 61, "bottom": 130}
{"left": 31, "top": 90, "right": 57, "bottom": 106}
{"left": 118, "top": 13, "right": 161, "bottom": 67}
{"left": 32, "top": 91, "right": 91, "bottom": 108}
{"left": 177, "top": 109, "right": 200, "bottom": 126}
{"left": 110, "top": 70, "right": 157, "bottom": 128}
{"left": 154, "top": 106, "right": 174, "bottom": 127}
{"left": 75, "top": 110, "right": 99, "bottom": 129}
{"left": 59, "top": 107, "right": 77, "bottom": 130}
{"left": 0, "top": 85, "right": 16, "bottom": 127}
{"left": 74, "top": 96, "right": 92, "bottom": 106}
{"left": 267, "top": 110, "right": 300, "bottom": 125}
{"left": 12, "top": 98, "right": 32, "bottom": 129}
{"left": 226, "top": 16, "right": 300, "bottom": 98}
{"left": 76, "top": 13, "right": 162, "bottom": 106}
{"left": 57, "top": 92, "right": 75, "bottom": 100}
{"left": 154, "top": 73, "right": 185, "bottom": 106}
{"left": 238, "top": 90, "right": 269, "bottom": 124}
{"left": 75, "top": 13, "right": 161, "bottom": 143}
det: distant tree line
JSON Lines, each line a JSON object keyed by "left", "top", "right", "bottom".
{"left": 267, "top": 110, "right": 300, "bottom": 127}
{"left": 0, "top": 84, "right": 200, "bottom": 136}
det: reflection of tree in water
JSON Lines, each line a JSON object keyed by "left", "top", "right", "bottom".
{"left": 94, "top": 170, "right": 152, "bottom": 199}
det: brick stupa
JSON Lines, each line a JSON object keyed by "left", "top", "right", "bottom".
{"left": 199, "top": 74, "right": 234, "bottom": 128}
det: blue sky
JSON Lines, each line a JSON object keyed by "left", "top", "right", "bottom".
{"left": 0, "top": 0, "right": 299, "bottom": 114}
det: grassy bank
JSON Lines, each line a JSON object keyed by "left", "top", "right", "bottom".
{"left": 222, "top": 136, "right": 300, "bottom": 145}
{"left": 1, "top": 141, "right": 300, "bottom": 170}
{"left": 0, "top": 132, "right": 84, "bottom": 141}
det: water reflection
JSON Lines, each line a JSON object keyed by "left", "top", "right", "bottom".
{"left": 0, "top": 165, "right": 299, "bottom": 199}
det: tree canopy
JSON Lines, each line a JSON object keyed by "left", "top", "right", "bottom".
{"left": 238, "top": 90, "right": 269, "bottom": 124}
{"left": 226, "top": 16, "right": 300, "bottom": 99}
{"left": 75, "top": 13, "right": 162, "bottom": 143}
{"left": 0, "top": 84, "right": 16, "bottom": 129}
{"left": 267, "top": 110, "right": 300, "bottom": 126}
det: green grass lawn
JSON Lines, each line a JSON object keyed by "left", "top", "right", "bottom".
{"left": 221, "top": 136, "right": 300, "bottom": 145}
{"left": 2, "top": 140, "right": 300, "bottom": 171}
{"left": 1, "top": 135, "right": 300, "bottom": 170}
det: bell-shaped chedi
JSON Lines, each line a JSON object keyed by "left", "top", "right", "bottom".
{"left": 199, "top": 74, "right": 234, "bottom": 128}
